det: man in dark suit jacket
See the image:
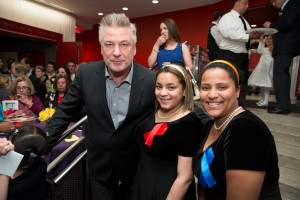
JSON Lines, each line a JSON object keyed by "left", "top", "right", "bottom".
{"left": 20, "top": 56, "right": 46, "bottom": 103}
{"left": 207, "top": 11, "right": 225, "bottom": 61}
{"left": 264, "top": 0, "right": 300, "bottom": 114}
{"left": 44, "top": 13, "right": 156, "bottom": 199}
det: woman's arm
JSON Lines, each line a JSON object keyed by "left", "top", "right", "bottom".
{"left": 0, "top": 175, "right": 10, "bottom": 200}
{"left": 182, "top": 43, "right": 193, "bottom": 71}
{"left": 0, "top": 138, "right": 14, "bottom": 200}
{"left": 226, "top": 169, "right": 265, "bottom": 200}
{"left": 148, "top": 35, "right": 166, "bottom": 68}
{"left": 166, "top": 156, "right": 194, "bottom": 200}
{"left": 31, "top": 95, "right": 45, "bottom": 116}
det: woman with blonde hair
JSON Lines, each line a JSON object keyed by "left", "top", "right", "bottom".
{"left": 0, "top": 74, "right": 12, "bottom": 101}
{"left": 2, "top": 77, "right": 44, "bottom": 117}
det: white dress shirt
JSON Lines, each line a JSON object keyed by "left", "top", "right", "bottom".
{"left": 218, "top": 10, "right": 251, "bottom": 54}
{"left": 211, "top": 22, "right": 223, "bottom": 45}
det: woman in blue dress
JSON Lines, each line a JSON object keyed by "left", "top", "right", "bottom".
{"left": 148, "top": 18, "right": 193, "bottom": 71}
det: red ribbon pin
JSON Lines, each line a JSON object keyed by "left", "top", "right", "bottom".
{"left": 143, "top": 123, "right": 168, "bottom": 146}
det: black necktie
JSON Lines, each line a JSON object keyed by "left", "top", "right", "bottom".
{"left": 239, "top": 15, "right": 250, "bottom": 50}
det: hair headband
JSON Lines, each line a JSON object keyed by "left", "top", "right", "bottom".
{"left": 205, "top": 60, "right": 239, "bottom": 83}
{"left": 163, "top": 64, "right": 186, "bottom": 78}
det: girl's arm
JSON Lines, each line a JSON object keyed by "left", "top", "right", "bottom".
{"left": 0, "top": 175, "right": 10, "bottom": 200}
{"left": 182, "top": 43, "right": 193, "bottom": 71}
{"left": 166, "top": 156, "right": 194, "bottom": 200}
{"left": 226, "top": 169, "right": 265, "bottom": 200}
{"left": 0, "top": 138, "right": 14, "bottom": 200}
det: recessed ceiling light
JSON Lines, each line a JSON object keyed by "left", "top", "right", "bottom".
{"left": 152, "top": 0, "right": 159, "bottom": 3}
{"left": 98, "top": 13, "right": 103, "bottom": 16}
{"left": 122, "top": 7, "right": 128, "bottom": 11}
{"left": 251, "top": 24, "right": 257, "bottom": 27}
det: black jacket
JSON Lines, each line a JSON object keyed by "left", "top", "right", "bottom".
{"left": 44, "top": 60, "right": 156, "bottom": 183}
{"left": 270, "top": 0, "right": 300, "bottom": 56}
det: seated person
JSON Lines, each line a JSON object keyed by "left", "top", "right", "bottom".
{"left": 57, "top": 66, "right": 71, "bottom": 82}
{"left": 0, "top": 74, "right": 12, "bottom": 101}
{"left": 0, "top": 125, "right": 48, "bottom": 200}
{"left": 44, "top": 61, "right": 56, "bottom": 95}
{"left": 35, "top": 65, "right": 46, "bottom": 82}
{"left": 44, "top": 75, "right": 71, "bottom": 109}
{"left": 2, "top": 77, "right": 44, "bottom": 118}
{"left": 12, "top": 63, "right": 46, "bottom": 104}
{"left": 34, "top": 65, "right": 47, "bottom": 100}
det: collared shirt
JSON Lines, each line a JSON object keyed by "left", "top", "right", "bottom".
{"left": 218, "top": 10, "right": 250, "bottom": 54}
{"left": 71, "top": 73, "right": 75, "bottom": 81}
{"left": 105, "top": 63, "right": 133, "bottom": 129}
{"left": 281, "top": 0, "right": 290, "bottom": 10}
{"left": 211, "top": 21, "right": 223, "bottom": 45}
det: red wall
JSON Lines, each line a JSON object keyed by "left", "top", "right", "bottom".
{"left": 77, "top": 0, "right": 273, "bottom": 67}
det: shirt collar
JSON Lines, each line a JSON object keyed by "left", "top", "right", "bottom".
{"left": 281, "top": 0, "right": 289, "bottom": 10}
{"left": 231, "top": 9, "right": 240, "bottom": 18}
{"left": 105, "top": 61, "right": 134, "bottom": 85}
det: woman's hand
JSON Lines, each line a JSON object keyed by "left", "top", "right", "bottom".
{"left": 0, "top": 138, "right": 14, "bottom": 156}
{"left": 162, "top": 62, "right": 171, "bottom": 66}
{"left": 0, "top": 122, "right": 15, "bottom": 133}
{"left": 17, "top": 94, "right": 33, "bottom": 108}
{"left": 156, "top": 35, "right": 166, "bottom": 47}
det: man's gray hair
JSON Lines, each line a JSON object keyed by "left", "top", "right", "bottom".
{"left": 98, "top": 13, "right": 137, "bottom": 45}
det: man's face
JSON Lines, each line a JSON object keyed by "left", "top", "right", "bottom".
{"left": 11, "top": 65, "right": 17, "bottom": 77}
{"left": 100, "top": 26, "right": 136, "bottom": 77}
{"left": 272, "top": 0, "right": 285, "bottom": 9}
{"left": 20, "top": 58, "right": 25, "bottom": 65}
{"left": 235, "top": 0, "right": 249, "bottom": 15}
{"left": 67, "top": 62, "right": 76, "bottom": 75}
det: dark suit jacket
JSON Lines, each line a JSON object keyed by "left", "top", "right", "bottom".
{"left": 29, "top": 73, "right": 46, "bottom": 103}
{"left": 44, "top": 60, "right": 156, "bottom": 183}
{"left": 270, "top": 0, "right": 300, "bottom": 56}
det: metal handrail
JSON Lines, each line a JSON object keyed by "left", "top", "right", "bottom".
{"left": 47, "top": 115, "right": 88, "bottom": 173}
{"left": 47, "top": 136, "right": 85, "bottom": 172}
{"left": 56, "top": 115, "right": 87, "bottom": 145}
{"left": 54, "top": 150, "right": 88, "bottom": 183}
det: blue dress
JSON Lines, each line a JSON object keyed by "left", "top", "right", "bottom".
{"left": 157, "top": 43, "right": 184, "bottom": 70}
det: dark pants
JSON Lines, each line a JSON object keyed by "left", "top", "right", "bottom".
{"left": 90, "top": 176, "right": 132, "bottom": 200}
{"left": 218, "top": 49, "right": 249, "bottom": 108}
{"left": 273, "top": 54, "right": 293, "bottom": 110}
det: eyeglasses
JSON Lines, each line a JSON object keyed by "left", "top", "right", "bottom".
{"left": 16, "top": 86, "right": 28, "bottom": 91}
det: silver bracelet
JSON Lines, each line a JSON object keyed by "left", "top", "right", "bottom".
{"left": 153, "top": 48, "right": 159, "bottom": 53}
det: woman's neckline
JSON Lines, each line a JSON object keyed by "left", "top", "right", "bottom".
{"left": 155, "top": 111, "right": 191, "bottom": 124}
{"left": 164, "top": 41, "right": 179, "bottom": 50}
{"left": 201, "top": 110, "right": 246, "bottom": 153}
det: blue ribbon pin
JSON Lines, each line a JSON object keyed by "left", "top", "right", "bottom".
{"left": 199, "top": 147, "right": 216, "bottom": 188}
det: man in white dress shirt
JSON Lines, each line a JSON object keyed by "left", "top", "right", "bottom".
{"left": 218, "top": 0, "right": 262, "bottom": 108}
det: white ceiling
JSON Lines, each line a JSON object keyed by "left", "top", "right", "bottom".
{"left": 34, "top": 0, "right": 222, "bottom": 27}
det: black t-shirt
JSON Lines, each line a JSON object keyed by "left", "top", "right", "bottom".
{"left": 193, "top": 110, "right": 280, "bottom": 200}
{"left": 8, "top": 158, "right": 47, "bottom": 200}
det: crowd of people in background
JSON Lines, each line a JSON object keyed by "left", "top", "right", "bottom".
{"left": 1, "top": 0, "right": 299, "bottom": 199}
